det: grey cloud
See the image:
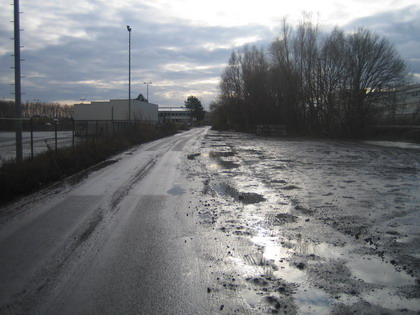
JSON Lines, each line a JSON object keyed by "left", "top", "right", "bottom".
{"left": 4, "top": 2, "right": 418, "bottom": 107}
{"left": 344, "top": 5, "right": 420, "bottom": 81}
{"left": 3, "top": 6, "right": 274, "bottom": 106}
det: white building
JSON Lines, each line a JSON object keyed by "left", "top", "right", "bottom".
{"left": 158, "top": 107, "right": 192, "bottom": 124}
{"left": 73, "top": 97, "right": 158, "bottom": 136}
{"left": 376, "top": 83, "right": 420, "bottom": 125}
{"left": 74, "top": 98, "right": 158, "bottom": 122}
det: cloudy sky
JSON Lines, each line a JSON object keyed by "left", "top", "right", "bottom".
{"left": 1, "top": 0, "right": 419, "bottom": 108}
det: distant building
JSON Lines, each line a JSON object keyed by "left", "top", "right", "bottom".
{"left": 74, "top": 97, "right": 158, "bottom": 122}
{"left": 73, "top": 96, "right": 158, "bottom": 136}
{"left": 158, "top": 107, "right": 192, "bottom": 124}
{"left": 378, "top": 83, "right": 420, "bottom": 125}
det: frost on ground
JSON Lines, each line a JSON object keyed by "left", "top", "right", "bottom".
{"left": 184, "top": 130, "right": 420, "bottom": 314}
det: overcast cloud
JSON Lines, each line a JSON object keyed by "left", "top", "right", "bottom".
{"left": 1, "top": 0, "right": 419, "bottom": 108}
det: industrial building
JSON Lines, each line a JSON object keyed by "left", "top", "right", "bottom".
{"left": 158, "top": 107, "right": 192, "bottom": 125}
{"left": 74, "top": 98, "right": 158, "bottom": 122}
{"left": 73, "top": 96, "right": 158, "bottom": 136}
{"left": 379, "top": 83, "right": 420, "bottom": 125}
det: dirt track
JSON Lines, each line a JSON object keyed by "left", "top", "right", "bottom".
{"left": 185, "top": 130, "right": 420, "bottom": 314}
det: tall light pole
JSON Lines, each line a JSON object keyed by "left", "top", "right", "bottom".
{"left": 127, "top": 25, "right": 132, "bottom": 121}
{"left": 143, "top": 82, "right": 152, "bottom": 102}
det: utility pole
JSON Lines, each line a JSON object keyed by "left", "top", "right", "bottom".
{"left": 127, "top": 26, "right": 132, "bottom": 122}
{"left": 14, "top": 0, "right": 23, "bottom": 162}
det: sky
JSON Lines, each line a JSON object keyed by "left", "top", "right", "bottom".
{"left": 1, "top": 0, "right": 419, "bottom": 109}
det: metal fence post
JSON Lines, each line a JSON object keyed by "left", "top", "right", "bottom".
{"left": 30, "top": 117, "right": 34, "bottom": 160}
{"left": 54, "top": 119, "right": 58, "bottom": 153}
{"left": 95, "top": 120, "right": 98, "bottom": 142}
{"left": 105, "top": 120, "right": 108, "bottom": 141}
{"left": 72, "top": 118, "right": 75, "bottom": 148}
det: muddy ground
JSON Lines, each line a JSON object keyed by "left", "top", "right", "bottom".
{"left": 183, "top": 130, "right": 420, "bottom": 314}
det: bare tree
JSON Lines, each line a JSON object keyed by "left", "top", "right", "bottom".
{"left": 240, "top": 45, "right": 272, "bottom": 127}
{"left": 213, "top": 22, "right": 408, "bottom": 137}
{"left": 293, "top": 15, "right": 320, "bottom": 132}
{"left": 342, "top": 28, "right": 407, "bottom": 136}
{"left": 269, "top": 18, "right": 301, "bottom": 129}
{"left": 318, "top": 28, "right": 348, "bottom": 135}
{"left": 219, "top": 51, "right": 246, "bottom": 129}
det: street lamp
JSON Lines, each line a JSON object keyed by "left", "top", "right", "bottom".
{"left": 127, "top": 25, "right": 132, "bottom": 121}
{"left": 143, "top": 82, "right": 152, "bottom": 102}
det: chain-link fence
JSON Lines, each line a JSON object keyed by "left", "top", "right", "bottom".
{"left": 0, "top": 118, "right": 75, "bottom": 163}
{"left": 0, "top": 118, "right": 153, "bottom": 164}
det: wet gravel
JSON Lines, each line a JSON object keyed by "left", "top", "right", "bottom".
{"left": 184, "top": 130, "right": 420, "bottom": 314}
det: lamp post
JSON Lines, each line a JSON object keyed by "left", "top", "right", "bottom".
{"left": 127, "top": 25, "right": 132, "bottom": 121}
{"left": 143, "top": 82, "right": 152, "bottom": 102}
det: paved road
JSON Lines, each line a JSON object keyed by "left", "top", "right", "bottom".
{"left": 0, "top": 127, "right": 227, "bottom": 314}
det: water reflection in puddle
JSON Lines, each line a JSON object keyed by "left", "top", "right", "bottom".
{"left": 202, "top": 150, "right": 241, "bottom": 170}
{"left": 364, "top": 287, "right": 420, "bottom": 312}
{"left": 246, "top": 221, "right": 416, "bottom": 313}
{"left": 347, "top": 257, "right": 414, "bottom": 286}
{"left": 250, "top": 231, "right": 333, "bottom": 313}
{"left": 296, "top": 240, "right": 415, "bottom": 287}
{"left": 167, "top": 185, "right": 186, "bottom": 196}
{"left": 295, "top": 286, "right": 333, "bottom": 314}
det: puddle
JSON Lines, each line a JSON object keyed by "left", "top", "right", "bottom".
{"left": 251, "top": 233, "right": 305, "bottom": 283}
{"left": 212, "top": 182, "right": 266, "bottom": 204}
{"left": 187, "top": 153, "right": 200, "bottom": 160}
{"left": 364, "top": 287, "right": 420, "bottom": 312}
{"left": 211, "top": 160, "right": 240, "bottom": 170}
{"left": 202, "top": 150, "right": 241, "bottom": 170}
{"left": 295, "top": 286, "right": 333, "bottom": 314}
{"left": 167, "top": 185, "right": 186, "bottom": 196}
{"left": 347, "top": 257, "right": 415, "bottom": 286}
{"left": 248, "top": 224, "right": 417, "bottom": 313}
{"left": 295, "top": 239, "right": 415, "bottom": 287}
{"left": 250, "top": 232, "right": 333, "bottom": 312}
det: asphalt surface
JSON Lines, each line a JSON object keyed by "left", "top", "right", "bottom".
{"left": 0, "top": 127, "right": 227, "bottom": 314}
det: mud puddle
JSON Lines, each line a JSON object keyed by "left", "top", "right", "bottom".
{"left": 212, "top": 182, "right": 266, "bottom": 204}
{"left": 189, "top": 131, "right": 420, "bottom": 313}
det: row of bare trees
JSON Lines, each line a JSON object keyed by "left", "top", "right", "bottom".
{"left": 0, "top": 100, "right": 73, "bottom": 119}
{"left": 211, "top": 19, "right": 408, "bottom": 137}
